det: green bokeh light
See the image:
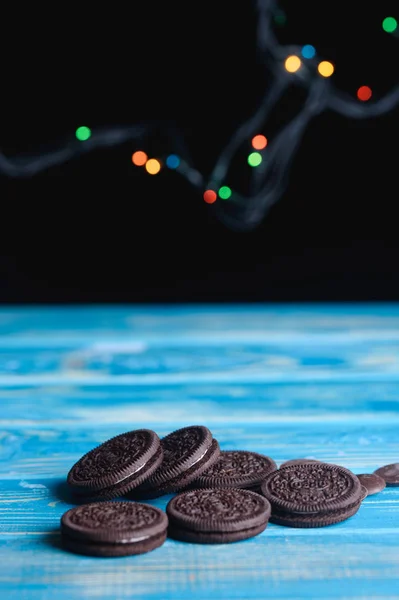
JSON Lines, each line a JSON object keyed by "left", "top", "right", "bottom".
{"left": 218, "top": 186, "right": 232, "bottom": 200}
{"left": 274, "top": 12, "right": 286, "bottom": 26}
{"left": 248, "top": 152, "right": 262, "bottom": 167}
{"left": 382, "top": 17, "right": 397, "bottom": 33}
{"left": 75, "top": 126, "right": 91, "bottom": 141}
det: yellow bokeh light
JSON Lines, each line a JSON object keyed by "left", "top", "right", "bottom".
{"left": 145, "top": 158, "right": 161, "bottom": 175}
{"left": 284, "top": 55, "right": 302, "bottom": 73}
{"left": 317, "top": 61, "right": 334, "bottom": 77}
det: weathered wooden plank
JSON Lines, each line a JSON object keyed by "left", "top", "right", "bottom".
{"left": 0, "top": 531, "right": 399, "bottom": 599}
{"left": 2, "top": 338, "right": 399, "bottom": 380}
{"left": 0, "top": 305, "right": 398, "bottom": 599}
{"left": 1, "top": 381, "right": 399, "bottom": 425}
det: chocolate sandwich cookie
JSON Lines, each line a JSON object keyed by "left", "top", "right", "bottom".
{"left": 61, "top": 501, "right": 168, "bottom": 557}
{"left": 373, "top": 463, "right": 399, "bottom": 487}
{"left": 67, "top": 429, "right": 163, "bottom": 500}
{"left": 192, "top": 450, "right": 277, "bottom": 490}
{"left": 260, "top": 462, "right": 363, "bottom": 528}
{"left": 130, "top": 426, "right": 220, "bottom": 499}
{"left": 279, "top": 459, "right": 320, "bottom": 468}
{"left": 167, "top": 488, "right": 271, "bottom": 544}
{"left": 357, "top": 473, "right": 386, "bottom": 496}
{"left": 359, "top": 485, "right": 368, "bottom": 501}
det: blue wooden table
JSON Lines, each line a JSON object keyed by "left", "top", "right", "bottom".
{"left": 0, "top": 304, "right": 398, "bottom": 599}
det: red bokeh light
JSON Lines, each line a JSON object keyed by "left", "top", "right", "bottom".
{"left": 357, "top": 86, "right": 372, "bottom": 102}
{"left": 203, "top": 190, "right": 217, "bottom": 204}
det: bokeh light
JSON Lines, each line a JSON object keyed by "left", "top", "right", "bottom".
{"left": 248, "top": 152, "right": 263, "bottom": 167}
{"left": 301, "top": 45, "right": 316, "bottom": 59}
{"left": 285, "top": 55, "right": 302, "bottom": 73}
{"left": 274, "top": 11, "right": 286, "bottom": 26}
{"left": 252, "top": 134, "right": 268, "bottom": 150}
{"left": 145, "top": 158, "right": 161, "bottom": 175}
{"left": 75, "top": 126, "right": 91, "bottom": 141}
{"left": 218, "top": 186, "right": 232, "bottom": 200}
{"left": 166, "top": 154, "right": 180, "bottom": 169}
{"left": 317, "top": 61, "right": 334, "bottom": 77}
{"left": 357, "top": 86, "right": 372, "bottom": 102}
{"left": 382, "top": 17, "right": 397, "bottom": 33}
{"left": 132, "top": 151, "right": 147, "bottom": 166}
{"left": 203, "top": 190, "right": 217, "bottom": 204}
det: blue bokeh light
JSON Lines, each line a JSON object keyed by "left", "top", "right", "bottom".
{"left": 166, "top": 154, "right": 180, "bottom": 169}
{"left": 301, "top": 44, "right": 316, "bottom": 59}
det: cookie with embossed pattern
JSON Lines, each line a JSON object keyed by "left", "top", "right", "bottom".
{"left": 373, "top": 463, "right": 399, "bottom": 487}
{"left": 357, "top": 473, "right": 386, "bottom": 496}
{"left": 260, "top": 462, "right": 363, "bottom": 527}
{"left": 279, "top": 458, "right": 321, "bottom": 468}
{"left": 129, "top": 426, "right": 220, "bottom": 499}
{"left": 61, "top": 501, "right": 168, "bottom": 556}
{"left": 192, "top": 450, "right": 277, "bottom": 490}
{"left": 166, "top": 488, "right": 271, "bottom": 543}
{"left": 67, "top": 429, "right": 163, "bottom": 500}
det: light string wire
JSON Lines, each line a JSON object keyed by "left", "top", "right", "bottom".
{"left": 0, "top": 0, "right": 398, "bottom": 230}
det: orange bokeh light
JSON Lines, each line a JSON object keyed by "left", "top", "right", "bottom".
{"left": 357, "top": 86, "right": 372, "bottom": 102}
{"left": 132, "top": 151, "right": 148, "bottom": 166}
{"left": 203, "top": 190, "right": 217, "bottom": 204}
{"left": 252, "top": 135, "right": 268, "bottom": 150}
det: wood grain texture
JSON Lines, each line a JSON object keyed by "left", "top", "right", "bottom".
{"left": 0, "top": 304, "right": 398, "bottom": 599}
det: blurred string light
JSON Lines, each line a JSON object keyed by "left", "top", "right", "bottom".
{"left": 1, "top": 1, "right": 399, "bottom": 231}
{"left": 382, "top": 16, "right": 397, "bottom": 33}
{"left": 75, "top": 126, "right": 91, "bottom": 141}
{"left": 219, "top": 186, "right": 232, "bottom": 200}
{"left": 252, "top": 134, "right": 268, "bottom": 150}
{"left": 166, "top": 154, "right": 180, "bottom": 169}
{"left": 248, "top": 152, "right": 263, "bottom": 167}
{"left": 145, "top": 158, "right": 161, "bottom": 175}
{"left": 357, "top": 86, "right": 372, "bottom": 102}
{"left": 301, "top": 45, "right": 316, "bottom": 59}
{"left": 273, "top": 10, "right": 286, "bottom": 26}
{"left": 285, "top": 55, "right": 302, "bottom": 73}
{"left": 132, "top": 150, "right": 147, "bottom": 166}
{"left": 203, "top": 190, "right": 217, "bottom": 204}
{"left": 317, "top": 61, "right": 335, "bottom": 77}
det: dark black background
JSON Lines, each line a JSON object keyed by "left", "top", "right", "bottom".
{"left": 1, "top": 1, "right": 398, "bottom": 303}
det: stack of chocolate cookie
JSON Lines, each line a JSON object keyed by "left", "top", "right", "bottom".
{"left": 61, "top": 423, "right": 397, "bottom": 556}
{"left": 260, "top": 461, "right": 364, "bottom": 527}
{"left": 67, "top": 425, "right": 222, "bottom": 501}
{"left": 166, "top": 487, "right": 271, "bottom": 543}
{"left": 61, "top": 501, "right": 168, "bottom": 557}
